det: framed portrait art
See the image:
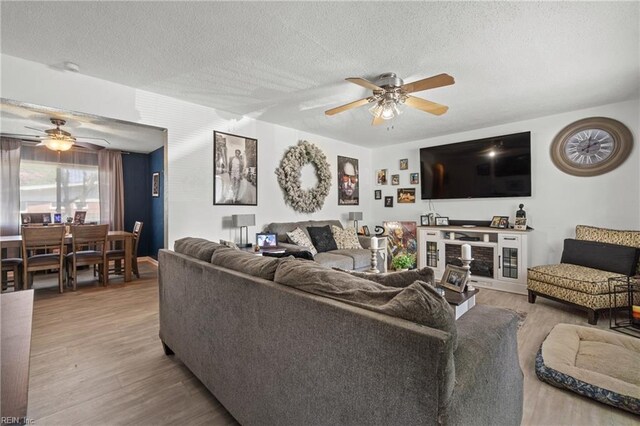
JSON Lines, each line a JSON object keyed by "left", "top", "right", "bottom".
{"left": 338, "top": 156, "right": 359, "bottom": 206}
{"left": 397, "top": 188, "right": 416, "bottom": 203}
{"left": 214, "top": 131, "right": 257, "bottom": 205}
{"left": 410, "top": 173, "right": 419, "bottom": 184}
{"left": 152, "top": 172, "right": 160, "bottom": 197}
{"left": 376, "top": 169, "right": 388, "bottom": 185}
{"left": 374, "top": 190, "right": 382, "bottom": 200}
{"left": 391, "top": 174, "right": 400, "bottom": 185}
{"left": 384, "top": 196, "right": 394, "bottom": 207}
{"left": 399, "top": 159, "right": 408, "bottom": 170}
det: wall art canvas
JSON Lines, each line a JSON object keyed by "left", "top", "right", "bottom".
{"left": 337, "top": 156, "right": 359, "bottom": 205}
{"left": 397, "top": 188, "right": 416, "bottom": 203}
{"left": 214, "top": 131, "right": 257, "bottom": 205}
{"left": 383, "top": 221, "right": 418, "bottom": 269}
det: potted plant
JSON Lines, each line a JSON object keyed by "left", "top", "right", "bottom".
{"left": 392, "top": 254, "right": 415, "bottom": 271}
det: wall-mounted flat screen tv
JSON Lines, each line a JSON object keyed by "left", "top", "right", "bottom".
{"left": 420, "top": 131, "right": 531, "bottom": 200}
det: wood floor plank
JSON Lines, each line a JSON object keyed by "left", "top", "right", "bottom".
{"left": 21, "top": 263, "right": 639, "bottom": 425}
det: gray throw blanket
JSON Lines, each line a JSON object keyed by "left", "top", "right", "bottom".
{"left": 275, "top": 258, "right": 457, "bottom": 347}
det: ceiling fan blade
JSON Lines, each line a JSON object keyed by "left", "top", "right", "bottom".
{"left": 76, "top": 136, "right": 111, "bottom": 144}
{"left": 401, "top": 73, "right": 455, "bottom": 94}
{"left": 345, "top": 77, "right": 382, "bottom": 91}
{"left": 0, "top": 132, "right": 40, "bottom": 139}
{"left": 325, "top": 98, "right": 370, "bottom": 116}
{"left": 372, "top": 116, "right": 385, "bottom": 126}
{"left": 24, "top": 126, "right": 47, "bottom": 133}
{"left": 404, "top": 96, "right": 449, "bottom": 116}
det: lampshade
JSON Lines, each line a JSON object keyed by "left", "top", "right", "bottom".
{"left": 232, "top": 214, "right": 256, "bottom": 227}
{"left": 348, "top": 212, "right": 363, "bottom": 221}
{"left": 43, "top": 138, "right": 74, "bottom": 152}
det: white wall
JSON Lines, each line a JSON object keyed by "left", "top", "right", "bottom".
{"left": 371, "top": 99, "right": 640, "bottom": 267}
{"left": 1, "top": 55, "right": 372, "bottom": 246}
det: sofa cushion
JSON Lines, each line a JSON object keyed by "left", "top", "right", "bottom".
{"left": 329, "top": 249, "right": 371, "bottom": 270}
{"left": 274, "top": 258, "right": 457, "bottom": 348}
{"left": 314, "top": 252, "right": 354, "bottom": 270}
{"left": 331, "top": 225, "right": 362, "bottom": 249}
{"left": 174, "top": 237, "right": 224, "bottom": 262}
{"left": 210, "top": 248, "right": 280, "bottom": 281}
{"left": 339, "top": 267, "right": 435, "bottom": 288}
{"left": 286, "top": 228, "right": 317, "bottom": 255}
{"left": 576, "top": 225, "right": 640, "bottom": 275}
{"left": 528, "top": 264, "right": 624, "bottom": 295}
{"left": 561, "top": 239, "right": 640, "bottom": 276}
{"left": 307, "top": 225, "right": 338, "bottom": 253}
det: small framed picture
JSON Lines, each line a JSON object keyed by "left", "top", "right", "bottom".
{"left": 435, "top": 216, "right": 449, "bottom": 226}
{"left": 384, "top": 196, "right": 394, "bottom": 207}
{"left": 152, "top": 172, "right": 160, "bottom": 197}
{"left": 362, "top": 225, "right": 370, "bottom": 236}
{"left": 376, "top": 169, "right": 388, "bottom": 185}
{"left": 391, "top": 174, "right": 400, "bottom": 185}
{"left": 514, "top": 217, "right": 527, "bottom": 231}
{"left": 374, "top": 190, "right": 382, "bottom": 200}
{"left": 410, "top": 173, "right": 419, "bottom": 184}
{"left": 440, "top": 264, "right": 470, "bottom": 293}
{"left": 490, "top": 215, "right": 510, "bottom": 229}
{"left": 420, "top": 215, "right": 430, "bottom": 226}
{"left": 397, "top": 188, "right": 416, "bottom": 203}
{"left": 399, "top": 159, "right": 408, "bottom": 170}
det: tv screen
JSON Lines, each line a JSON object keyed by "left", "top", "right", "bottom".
{"left": 420, "top": 132, "right": 531, "bottom": 200}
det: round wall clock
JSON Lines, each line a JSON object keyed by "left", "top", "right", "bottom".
{"left": 550, "top": 117, "right": 633, "bottom": 177}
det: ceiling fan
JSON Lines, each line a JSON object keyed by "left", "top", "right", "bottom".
{"left": 325, "top": 72, "right": 455, "bottom": 125}
{"left": 3, "top": 117, "right": 110, "bottom": 151}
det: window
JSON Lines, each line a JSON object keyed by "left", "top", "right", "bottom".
{"left": 19, "top": 147, "right": 99, "bottom": 223}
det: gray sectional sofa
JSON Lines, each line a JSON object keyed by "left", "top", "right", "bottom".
{"left": 264, "top": 219, "right": 386, "bottom": 272}
{"left": 159, "top": 238, "right": 524, "bottom": 425}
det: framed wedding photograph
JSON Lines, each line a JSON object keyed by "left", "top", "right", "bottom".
{"left": 399, "top": 159, "right": 408, "bottom": 170}
{"left": 376, "top": 169, "right": 388, "bottom": 185}
{"left": 420, "top": 215, "right": 429, "bottom": 226}
{"left": 440, "top": 264, "right": 470, "bottom": 293}
{"left": 384, "top": 196, "right": 394, "bottom": 207}
{"left": 391, "top": 174, "right": 400, "bottom": 185}
{"left": 152, "top": 172, "right": 160, "bottom": 197}
{"left": 374, "top": 189, "right": 382, "bottom": 199}
{"left": 214, "top": 131, "right": 257, "bottom": 205}
{"left": 435, "top": 216, "right": 449, "bottom": 226}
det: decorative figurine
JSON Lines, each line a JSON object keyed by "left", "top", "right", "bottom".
{"left": 516, "top": 203, "right": 526, "bottom": 218}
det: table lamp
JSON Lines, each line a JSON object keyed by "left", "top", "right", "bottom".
{"left": 348, "top": 211, "right": 363, "bottom": 232}
{"left": 232, "top": 214, "right": 255, "bottom": 248}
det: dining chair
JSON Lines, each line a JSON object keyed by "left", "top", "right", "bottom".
{"left": 21, "top": 225, "right": 66, "bottom": 293}
{"left": 66, "top": 224, "right": 109, "bottom": 291}
{"left": 1, "top": 258, "right": 23, "bottom": 292}
{"left": 106, "top": 221, "right": 143, "bottom": 279}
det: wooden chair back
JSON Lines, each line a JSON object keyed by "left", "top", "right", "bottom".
{"left": 132, "top": 221, "right": 143, "bottom": 254}
{"left": 70, "top": 224, "right": 109, "bottom": 253}
{"left": 21, "top": 226, "right": 66, "bottom": 257}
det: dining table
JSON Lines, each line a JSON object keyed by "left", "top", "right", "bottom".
{"left": 0, "top": 230, "right": 135, "bottom": 282}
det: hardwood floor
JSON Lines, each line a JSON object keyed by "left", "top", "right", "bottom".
{"left": 23, "top": 265, "right": 638, "bottom": 425}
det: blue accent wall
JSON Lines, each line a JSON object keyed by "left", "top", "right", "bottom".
{"left": 149, "top": 147, "right": 164, "bottom": 259}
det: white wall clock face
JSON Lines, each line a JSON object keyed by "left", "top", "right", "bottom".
{"left": 551, "top": 117, "right": 633, "bottom": 176}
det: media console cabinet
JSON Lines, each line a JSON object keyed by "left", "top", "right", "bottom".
{"left": 417, "top": 226, "right": 530, "bottom": 295}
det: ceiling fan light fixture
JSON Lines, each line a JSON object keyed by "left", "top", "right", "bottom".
{"left": 380, "top": 104, "right": 395, "bottom": 120}
{"left": 368, "top": 102, "right": 384, "bottom": 118}
{"left": 42, "top": 137, "right": 74, "bottom": 152}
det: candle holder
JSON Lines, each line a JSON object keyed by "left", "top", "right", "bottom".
{"left": 369, "top": 248, "right": 383, "bottom": 273}
{"left": 458, "top": 256, "right": 475, "bottom": 292}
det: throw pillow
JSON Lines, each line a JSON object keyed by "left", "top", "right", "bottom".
{"left": 262, "top": 251, "right": 314, "bottom": 261}
{"left": 336, "top": 267, "right": 435, "bottom": 288}
{"left": 561, "top": 239, "right": 640, "bottom": 276}
{"left": 307, "top": 225, "right": 338, "bottom": 253}
{"left": 275, "top": 258, "right": 457, "bottom": 349}
{"left": 174, "top": 237, "right": 224, "bottom": 262}
{"left": 210, "top": 248, "right": 280, "bottom": 281}
{"left": 286, "top": 227, "right": 317, "bottom": 255}
{"left": 331, "top": 225, "right": 362, "bottom": 250}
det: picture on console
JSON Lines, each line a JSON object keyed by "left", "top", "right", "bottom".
{"left": 337, "top": 156, "right": 359, "bottom": 205}
{"left": 441, "top": 264, "right": 469, "bottom": 293}
{"left": 214, "top": 131, "right": 257, "bottom": 205}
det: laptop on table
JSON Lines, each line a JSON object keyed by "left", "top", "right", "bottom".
{"left": 256, "top": 233, "right": 286, "bottom": 253}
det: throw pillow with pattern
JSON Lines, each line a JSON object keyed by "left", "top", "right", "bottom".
{"left": 331, "top": 226, "right": 362, "bottom": 250}
{"left": 286, "top": 227, "right": 318, "bottom": 255}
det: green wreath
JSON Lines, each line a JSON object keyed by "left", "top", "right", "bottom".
{"left": 275, "top": 140, "right": 332, "bottom": 213}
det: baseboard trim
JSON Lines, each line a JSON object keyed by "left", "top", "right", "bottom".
{"left": 140, "top": 256, "right": 158, "bottom": 266}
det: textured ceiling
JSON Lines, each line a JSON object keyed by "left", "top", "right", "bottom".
{"left": 1, "top": 1, "right": 638, "bottom": 147}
